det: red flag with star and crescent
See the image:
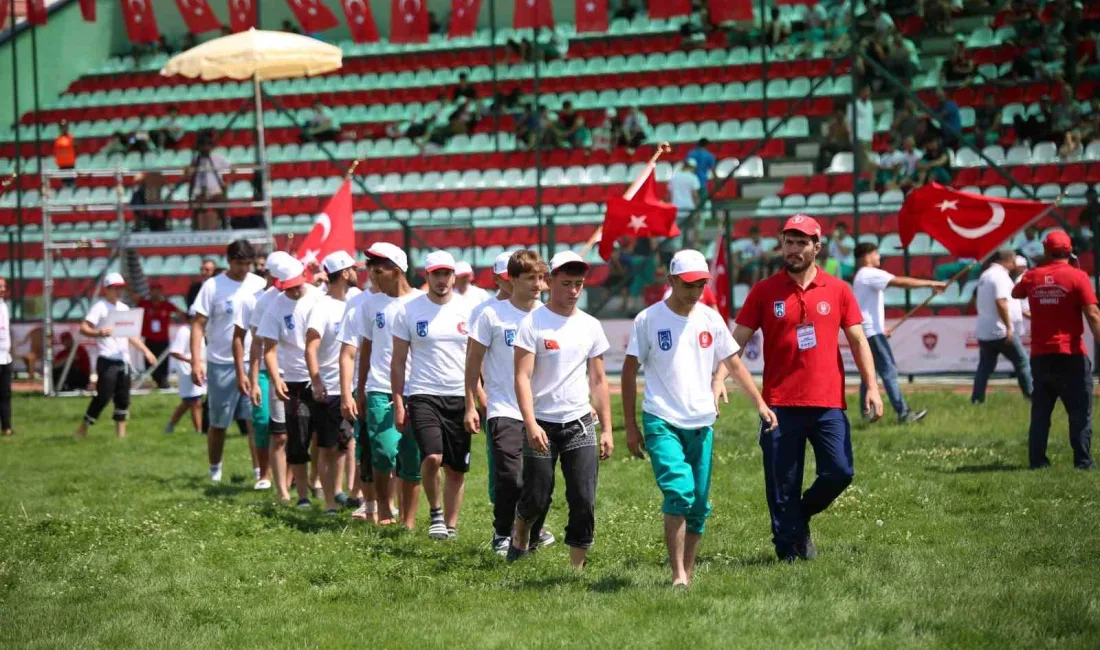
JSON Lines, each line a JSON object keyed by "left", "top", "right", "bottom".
{"left": 120, "top": 0, "right": 160, "bottom": 43}
{"left": 711, "top": 236, "right": 732, "bottom": 322}
{"left": 227, "top": 0, "right": 256, "bottom": 32}
{"left": 295, "top": 180, "right": 355, "bottom": 271}
{"left": 598, "top": 171, "right": 680, "bottom": 262}
{"left": 27, "top": 0, "right": 48, "bottom": 25}
{"left": 341, "top": 0, "right": 380, "bottom": 42}
{"left": 898, "top": 183, "right": 1053, "bottom": 260}
{"left": 575, "top": 0, "right": 608, "bottom": 33}
{"left": 175, "top": 0, "right": 222, "bottom": 34}
{"left": 285, "top": 0, "right": 340, "bottom": 33}
{"left": 513, "top": 0, "right": 553, "bottom": 29}
{"left": 449, "top": 0, "right": 482, "bottom": 38}
{"left": 390, "top": 0, "right": 429, "bottom": 43}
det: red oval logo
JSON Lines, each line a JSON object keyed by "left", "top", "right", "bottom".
{"left": 698, "top": 331, "right": 713, "bottom": 348}
{"left": 817, "top": 301, "right": 831, "bottom": 316}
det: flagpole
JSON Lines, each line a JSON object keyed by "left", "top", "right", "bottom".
{"left": 887, "top": 194, "right": 1066, "bottom": 334}
{"left": 578, "top": 142, "right": 671, "bottom": 258}
{"left": 345, "top": 159, "right": 360, "bottom": 181}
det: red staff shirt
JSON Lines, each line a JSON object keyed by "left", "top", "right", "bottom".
{"left": 1011, "top": 261, "right": 1097, "bottom": 356}
{"left": 735, "top": 266, "right": 863, "bottom": 409}
{"left": 137, "top": 298, "right": 181, "bottom": 343}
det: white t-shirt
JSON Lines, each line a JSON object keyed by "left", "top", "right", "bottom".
{"left": 975, "top": 263, "right": 1015, "bottom": 341}
{"left": 84, "top": 299, "right": 131, "bottom": 364}
{"left": 306, "top": 294, "right": 350, "bottom": 395}
{"left": 247, "top": 286, "right": 280, "bottom": 331}
{"left": 1011, "top": 275, "right": 1029, "bottom": 332}
{"left": 192, "top": 272, "right": 266, "bottom": 365}
{"left": 847, "top": 98, "right": 874, "bottom": 143}
{"left": 0, "top": 300, "right": 10, "bottom": 365}
{"left": 193, "top": 153, "right": 230, "bottom": 198}
{"left": 456, "top": 283, "right": 492, "bottom": 307}
{"left": 335, "top": 289, "right": 373, "bottom": 389}
{"left": 169, "top": 323, "right": 203, "bottom": 377}
{"left": 470, "top": 299, "right": 543, "bottom": 421}
{"left": 626, "top": 301, "right": 737, "bottom": 429}
{"left": 668, "top": 170, "right": 701, "bottom": 212}
{"left": 257, "top": 285, "right": 321, "bottom": 383}
{"left": 392, "top": 294, "right": 473, "bottom": 397}
{"left": 852, "top": 266, "right": 895, "bottom": 337}
{"left": 514, "top": 307, "right": 610, "bottom": 424}
{"left": 348, "top": 289, "right": 423, "bottom": 394}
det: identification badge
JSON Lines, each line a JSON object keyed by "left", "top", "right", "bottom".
{"left": 796, "top": 324, "right": 817, "bottom": 350}
{"left": 151, "top": 320, "right": 161, "bottom": 334}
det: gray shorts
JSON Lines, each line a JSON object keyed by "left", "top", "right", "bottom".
{"left": 269, "top": 376, "right": 285, "bottom": 426}
{"left": 207, "top": 362, "right": 250, "bottom": 429}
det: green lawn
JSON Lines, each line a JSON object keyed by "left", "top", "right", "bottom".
{"left": 1, "top": 389, "right": 1098, "bottom": 649}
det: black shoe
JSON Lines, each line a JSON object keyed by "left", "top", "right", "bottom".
{"left": 796, "top": 533, "right": 817, "bottom": 560}
{"left": 506, "top": 543, "right": 529, "bottom": 563}
{"left": 900, "top": 409, "right": 927, "bottom": 424}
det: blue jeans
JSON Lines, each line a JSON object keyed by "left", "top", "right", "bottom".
{"left": 971, "top": 337, "right": 1033, "bottom": 403}
{"left": 759, "top": 407, "right": 854, "bottom": 560}
{"left": 860, "top": 334, "right": 908, "bottom": 418}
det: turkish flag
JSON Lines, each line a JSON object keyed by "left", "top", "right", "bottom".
{"left": 295, "top": 181, "right": 356, "bottom": 271}
{"left": 227, "top": 0, "right": 255, "bottom": 32}
{"left": 340, "top": 0, "right": 380, "bottom": 42}
{"left": 709, "top": 0, "right": 753, "bottom": 23}
{"left": 647, "top": 0, "right": 692, "bottom": 20}
{"left": 120, "top": 0, "right": 160, "bottom": 43}
{"left": 598, "top": 172, "right": 680, "bottom": 261}
{"left": 175, "top": 0, "right": 222, "bottom": 34}
{"left": 513, "top": 0, "right": 553, "bottom": 29}
{"left": 0, "top": 2, "right": 7, "bottom": 30}
{"left": 899, "top": 183, "right": 1052, "bottom": 260}
{"left": 26, "top": 0, "right": 47, "bottom": 25}
{"left": 575, "top": 0, "right": 607, "bottom": 33}
{"left": 710, "top": 236, "right": 731, "bottom": 323}
{"left": 285, "top": 0, "right": 340, "bottom": 33}
{"left": 79, "top": 0, "right": 96, "bottom": 21}
{"left": 390, "top": 0, "right": 429, "bottom": 44}
{"left": 449, "top": 0, "right": 481, "bottom": 38}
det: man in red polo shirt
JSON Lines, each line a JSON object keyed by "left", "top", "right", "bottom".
{"left": 138, "top": 283, "right": 183, "bottom": 389}
{"left": 732, "top": 214, "right": 883, "bottom": 562}
{"left": 1011, "top": 230, "right": 1100, "bottom": 470}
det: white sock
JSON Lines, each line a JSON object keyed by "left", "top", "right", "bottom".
{"left": 253, "top": 467, "right": 261, "bottom": 480}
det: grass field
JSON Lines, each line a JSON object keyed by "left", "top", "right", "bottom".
{"left": 1, "top": 389, "right": 1098, "bottom": 649}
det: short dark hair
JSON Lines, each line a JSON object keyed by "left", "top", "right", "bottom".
{"left": 748, "top": 225, "right": 760, "bottom": 234}
{"left": 697, "top": 138, "right": 710, "bottom": 147}
{"left": 227, "top": 239, "right": 256, "bottom": 261}
{"left": 551, "top": 262, "right": 588, "bottom": 277}
{"left": 835, "top": 221, "right": 849, "bottom": 231}
{"left": 854, "top": 242, "right": 878, "bottom": 259}
{"left": 508, "top": 249, "right": 542, "bottom": 279}
{"left": 993, "top": 249, "right": 1016, "bottom": 263}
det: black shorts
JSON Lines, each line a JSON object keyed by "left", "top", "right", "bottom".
{"left": 408, "top": 394, "right": 470, "bottom": 473}
{"left": 311, "top": 395, "right": 353, "bottom": 452}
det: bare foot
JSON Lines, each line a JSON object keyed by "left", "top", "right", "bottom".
{"left": 2, "top": 429, "right": 12, "bottom": 437}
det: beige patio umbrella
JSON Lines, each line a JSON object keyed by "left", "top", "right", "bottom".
{"left": 160, "top": 29, "right": 343, "bottom": 225}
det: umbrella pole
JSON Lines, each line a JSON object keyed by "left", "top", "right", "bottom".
{"left": 253, "top": 74, "right": 273, "bottom": 249}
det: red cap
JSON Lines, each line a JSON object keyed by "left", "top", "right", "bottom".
{"left": 781, "top": 214, "right": 822, "bottom": 238}
{"left": 1043, "top": 230, "right": 1072, "bottom": 255}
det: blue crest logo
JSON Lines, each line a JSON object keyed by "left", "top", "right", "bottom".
{"left": 374, "top": 311, "right": 385, "bottom": 329}
{"left": 283, "top": 314, "right": 294, "bottom": 331}
{"left": 657, "top": 329, "right": 673, "bottom": 351}
{"left": 416, "top": 320, "right": 429, "bottom": 337}
{"left": 225, "top": 299, "right": 234, "bottom": 314}
{"left": 773, "top": 301, "right": 786, "bottom": 318}
{"left": 504, "top": 328, "right": 516, "bottom": 347}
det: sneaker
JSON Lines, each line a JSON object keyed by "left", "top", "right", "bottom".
{"left": 428, "top": 508, "right": 448, "bottom": 539}
{"left": 351, "top": 504, "right": 369, "bottom": 520}
{"left": 447, "top": 527, "right": 457, "bottom": 539}
{"left": 795, "top": 532, "right": 817, "bottom": 561}
{"left": 163, "top": 423, "right": 174, "bottom": 434}
{"left": 253, "top": 479, "right": 272, "bottom": 491}
{"left": 324, "top": 508, "right": 339, "bottom": 517}
{"left": 334, "top": 492, "right": 349, "bottom": 507}
{"left": 210, "top": 464, "right": 223, "bottom": 483}
{"left": 344, "top": 497, "right": 363, "bottom": 510}
{"left": 310, "top": 485, "right": 323, "bottom": 499}
{"left": 506, "top": 543, "right": 529, "bottom": 563}
{"left": 535, "top": 529, "right": 556, "bottom": 548}
{"left": 900, "top": 409, "right": 928, "bottom": 424}
{"left": 296, "top": 498, "right": 311, "bottom": 509}
{"left": 491, "top": 534, "right": 511, "bottom": 557}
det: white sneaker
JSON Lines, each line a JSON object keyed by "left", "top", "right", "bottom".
{"left": 210, "top": 465, "right": 223, "bottom": 483}
{"left": 351, "top": 503, "right": 369, "bottom": 520}
{"left": 253, "top": 479, "right": 271, "bottom": 491}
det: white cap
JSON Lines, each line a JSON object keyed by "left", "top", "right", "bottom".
{"left": 549, "top": 251, "right": 589, "bottom": 273}
{"left": 365, "top": 242, "right": 408, "bottom": 273}
{"left": 454, "top": 261, "right": 474, "bottom": 277}
{"left": 424, "top": 250, "right": 456, "bottom": 273}
{"left": 669, "top": 250, "right": 711, "bottom": 283}
{"left": 322, "top": 250, "right": 358, "bottom": 275}
{"left": 273, "top": 257, "right": 307, "bottom": 289}
{"left": 265, "top": 251, "right": 292, "bottom": 269}
{"left": 1015, "top": 255, "right": 1028, "bottom": 269}
{"left": 493, "top": 251, "right": 512, "bottom": 278}
{"left": 103, "top": 272, "right": 126, "bottom": 288}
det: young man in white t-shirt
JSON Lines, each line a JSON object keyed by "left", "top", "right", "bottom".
{"left": 852, "top": 243, "right": 944, "bottom": 422}
{"left": 259, "top": 257, "right": 322, "bottom": 507}
{"left": 75, "top": 273, "right": 157, "bottom": 439}
{"left": 165, "top": 322, "right": 204, "bottom": 434}
{"left": 508, "top": 251, "right": 614, "bottom": 567}
{"left": 339, "top": 242, "right": 424, "bottom": 527}
{"left": 191, "top": 239, "right": 267, "bottom": 482}
{"left": 622, "top": 250, "right": 776, "bottom": 586}
{"left": 391, "top": 250, "right": 475, "bottom": 540}
{"left": 972, "top": 250, "right": 1033, "bottom": 403}
{"left": 454, "top": 260, "right": 492, "bottom": 306}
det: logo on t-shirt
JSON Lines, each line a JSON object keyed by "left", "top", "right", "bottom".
{"left": 225, "top": 299, "right": 234, "bottom": 314}
{"left": 457, "top": 321, "right": 468, "bottom": 335}
{"left": 504, "top": 328, "right": 516, "bottom": 347}
{"left": 699, "top": 331, "right": 713, "bottom": 348}
{"left": 658, "top": 329, "right": 673, "bottom": 351}
{"left": 544, "top": 339, "right": 560, "bottom": 351}
{"left": 817, "top": 301, "right": 831, "bottom": 316}
{"left": 1044, "top": 276, "right": 1056, "bottom": 285}
{"left": 374, "top": 312, "right": 385, "bottom": 329}
{"left": 773, "top": 301, "right": 786, "bottom": 318}
{"left": 416, "top": 320, "right": 429, "bottom": 337}
{"left": 283, "top": 314, "right": 294, "bottom": 330}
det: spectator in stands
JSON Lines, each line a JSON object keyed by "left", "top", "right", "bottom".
{"left": 186, "top": 259, "right": 217, "bottom": 309}
{"left": 737, "top": 226, "right": 778, "bottom": 285}
{"left": 1060, "top": 129, "right": 1084, "bottom": 160}
{"left": 138, "top": 283, "right": 183, "bottom": 390}
{"left": 591, "top": 108, "right": 621, "bottom": 153}
{"left": 686, "top": 139, "right": 717, "bottom": 197}
{"left": 1014, "top": 94, "right": 1053, "bottom": 144}
{"left": 818, "top": 107, "right": 851, "bottom": 171}
{"left": 153, "top": 108, "right": 184, "bottom": 149}
{"left": 667, "top": 159, "right": 702, "bottom": 251}
{"left": 866, "top": 3, "right": 896, "bottom": 39}
{"left": 891, "top": 100, "right": 920, "bottom": 148}
{"left": 884, "top": 32, "right": 919, "bottom": 84}
{"left": 102, "top": 132, "right": 129, "bottom": 156}
{"left": 52, "top": 332, "right": 91, "bottom": 392}
{"left": 613, "top": 0, "right": 639, "bottom": 21}
{"left": 973, "top": 93, "right": 1002, "bottom": 148}
{"left": 551, "top": 101, "right": 587, "bottom": 149}
{"left": 1049, "top": 83, "right": 1082, "bottom": 142}
{"left": 132, "top": 172, "right": 168, "bottom": 232}
{"left": 766, "top": 8, "right": 792, "bottom": 47}
{"left": 933, "top": 88, "right": 962, "bottom": 149}
{"left": 679, "top": 6, "right": 709, "bottom": 47}
{"left": 846, "top": 86, "right": 875, "bottom": 173}
{"left": 913, "top": 137, "right": 951, "bottom": 186}
{"left": 941, "top": 37, "right": 976, "bottom": 85}
{"left": 53, "top": 121, "right": 76, "bottom": 187}
{"left": 1019, "top": 226, "right": 1046, "bottom": 266}
{"left": 620, "top": 106, "right": 650, "bottom": 153}
{"left": 828, "top": 222, "right": 856, "bottom": 279}
{"left": 921, "top": 0, "right": 953, "bottom": 35}
{"left": 189, "top": 132, "right": 230, "bottom": 230}
{"left": 1075, "top": 30, "right": 1100, "bottom": 79}
{"left": 876, "top": 136, "right": 921, "bottom": 192}
{"left": 301, "top": 101, "right": 340, "bottom": 143}
{"left": 452, "top": 72, "right": 476, "bottom": 103}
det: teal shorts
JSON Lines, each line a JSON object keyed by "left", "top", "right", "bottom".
{"left": 252, "top": 370, "right": 270, "bottom": 450}
{"left": 642, "top": 412, "right": 714, "bottom": 535}
{"left": 367, "top": 392, "right": 422, "bottom": 483}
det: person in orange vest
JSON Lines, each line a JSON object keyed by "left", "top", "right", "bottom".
{"left": 53, "top": 121, "right": 76, "bottom": 186}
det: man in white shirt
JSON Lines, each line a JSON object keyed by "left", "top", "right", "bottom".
{"left": 166, "top": 322, "right": 204, "bottom": 435}
{"left": 846, "top": 85, "right": 875, "bottom": 177}
{"left": 259, "top": 257, "right": 322, "bottom": 507}
{"left": 0, "top": 277, "right": 12, "bottom": 437}
{"left": 852, "top": 243, "right": 944, "bottom": 423}
{"left": 75, "top": 273, "right": 157, "bottom": 439}
{"left": 972, "top": 250, "right": 1033, "bottom": 403}
{"left": 392, "top": 250, "right": 475, "bottom": 540}
{"left": 339, "top": 242, "right": 424, "bottom": 528}
{"left": 191, "top": 240, "right": 267, "bottom": 483}
{"left": 622, "top": 250, "right": 776, "bottom": 586}
{"left": 667, "top": 159, "right": 702, "bottom": 252}
{"left": 305, "top": 251, "right": 361, "bottom": 515}
{"left": 453, "top": 261, "right": 492, "bottom": 306}
{"left": 1011, "top": 255, "right": 1031, "bottom": 339}
{"left": 508, "top": 251, "right": 614, "bottom": 567}
{"left": 465, "top": 250, "right": 556, "bottom": 556}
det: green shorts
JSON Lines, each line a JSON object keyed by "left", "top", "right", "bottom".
{"left": 252, "top": 370, "right": 270, "bottom": 450}
{"left": 367, "top": 391, "right": 422, "bottom": 483}
{"left": 642, "top": 412, "right": 714, "bottom": 534}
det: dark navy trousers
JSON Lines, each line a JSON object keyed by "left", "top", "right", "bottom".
{"left": 760, "top": 407, "right": 854, "bottom": 559}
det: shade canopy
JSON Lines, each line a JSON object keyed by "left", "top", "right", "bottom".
{"left": 160, "top": 29, "right": 342, "bottom": 81}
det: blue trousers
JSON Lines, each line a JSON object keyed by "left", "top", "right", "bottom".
{"left": 859, "top": 334, "right": 908, "bottom": 418}
{"left": 971, "top": 337, "right": 1033, "bottom": 403}
{"left": 760, "top": 407, "right": 854, "bottom": 559}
